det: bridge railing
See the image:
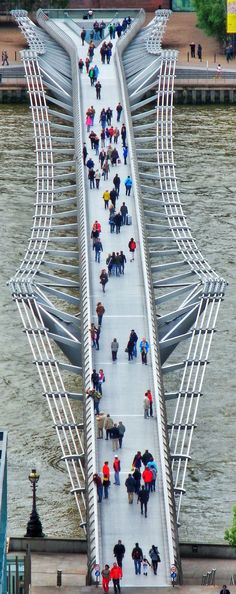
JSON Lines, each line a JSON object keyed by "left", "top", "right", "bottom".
{"left": 115, "top": 10, "right": 179, "bottom": 571}
{"left": 9, "top": 10, "right": 87, "bottom": 535}
{"left": 124, "top": 9, "right": 226, "bottom": 528}
{"left": 36, "top": 8, "right": 100, "bottom": 575}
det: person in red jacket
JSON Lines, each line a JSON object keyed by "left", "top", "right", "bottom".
{"left": 102, "top": 461, "right": 110, "bottom": 499}
{"left": 146, "top": 389, "right": 153, "bottom": 417}
{"left": 142, "top": 466, "right": 153, "bottom": 493}
{"left": 110, "top": 563, "right": 122, "bottom": 593}
{"left": 128, "top": 237, "right": 136, "bottom": 262}
{"left": 101, "top": 564, "right": 110, "bottom": 593}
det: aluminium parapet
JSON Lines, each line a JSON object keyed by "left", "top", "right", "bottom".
{"left": 115, "top": 11, "right": 180, "bottom": 572}
{"left": 37, "top": 8, "right": 99, "bottom": 575}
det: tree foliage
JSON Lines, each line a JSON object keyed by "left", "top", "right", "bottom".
{"left": 224, "top": 505, "right": 236, "bottom": 548}
{"left": 193, "top": 0, "right": 226, "bottom": 40}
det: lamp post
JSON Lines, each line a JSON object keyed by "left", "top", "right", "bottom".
{"left": 25, "top": 468, "right": 44, "bottom": 538}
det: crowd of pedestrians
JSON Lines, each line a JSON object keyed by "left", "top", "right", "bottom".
{"left": 80, "top": 17, "right": 163, "bottom": 590}
{"left": 99, "top": 540, "right": 161, "bottom": 592}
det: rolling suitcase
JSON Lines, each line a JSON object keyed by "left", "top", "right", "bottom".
{"left": 126, "top": 214, "right": 132, "bottom": 225}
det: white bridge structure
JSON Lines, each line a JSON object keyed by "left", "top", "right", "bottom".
{"left": 9, "top": 7, "right": 226, "bottom": 587}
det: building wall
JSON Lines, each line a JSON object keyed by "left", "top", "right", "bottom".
{"left": 68, "top": 0, "right": 171, "bottom": 10}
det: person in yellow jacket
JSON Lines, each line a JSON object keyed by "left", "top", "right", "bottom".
{"left": 103, "top": 190, "right": 110, "bottom": 209}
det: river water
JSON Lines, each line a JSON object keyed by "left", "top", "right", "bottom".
{"left": 1, "top": 103, "right": 235, "bottom": 542}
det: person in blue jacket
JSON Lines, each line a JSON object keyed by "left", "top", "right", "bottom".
{"left": 123, "top": 145, "right": 128, "bottom": 165}
{"left": 124, "top": 175, "right": 132, "bottom": 196}
{"left": 139, "top": 337, "right": 149, "bottom": 365}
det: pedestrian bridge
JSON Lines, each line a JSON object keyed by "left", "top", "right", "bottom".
{"left": 9, "top": 7, "right": 226, "bottom": 587}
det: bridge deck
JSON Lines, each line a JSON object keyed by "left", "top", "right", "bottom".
{"left": 56, "top": 19, "right": 172, "bottom": 587}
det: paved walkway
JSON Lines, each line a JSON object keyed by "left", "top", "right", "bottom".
{"left": 54, "top": 15, "right": 174, "bottom": 587}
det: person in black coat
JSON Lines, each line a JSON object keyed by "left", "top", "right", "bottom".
{"left": 125, "top": 473, "right": 136, "bottom": 503}
{"left": 220, "top": 587, "right": 230, "bottom": 594}
{"left": 137, "top": 485, "right": 149, "bottom": 517}
{"left": 113, "top": 540, "right": 125, "bottom": 567}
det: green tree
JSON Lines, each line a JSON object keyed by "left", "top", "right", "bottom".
{"left": 224, "top": 505, "right": 236, "bottom": 548}
{"left": 193, "top": 0, "right": 226, "bottom": 40}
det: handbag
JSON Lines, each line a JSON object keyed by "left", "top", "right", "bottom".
{"left": 125, "top": 347, "right": 128, "bottom": 353}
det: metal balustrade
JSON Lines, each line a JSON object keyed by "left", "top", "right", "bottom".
{"left": 123, "top": 10, "right": 226, "bottom": 525}
{"left": 9, "top": 11, "right": 87, "bottom": 535}
{"left": 115, "top": 12, "right": 180, "bottom": 575}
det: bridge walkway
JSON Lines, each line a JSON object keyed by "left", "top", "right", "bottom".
{"left": 56, "top": 18, "right": 174, "bottom": 587}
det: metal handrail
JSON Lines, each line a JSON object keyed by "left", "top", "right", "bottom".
{"left": 115, "top": 11, "right": 178, "bottom": 572}
{"left": 36, "top": 8, "right": 100, "bottom": 573}
{"left": 9, "top": 11, "right": 86, "bottom": 533}
{"left": 136, "top": 12, "right": 226, "bottom": 524}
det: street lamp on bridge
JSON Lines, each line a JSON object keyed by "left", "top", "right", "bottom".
{"left": 25, "top": 468, "right": 44, "bottom": 538}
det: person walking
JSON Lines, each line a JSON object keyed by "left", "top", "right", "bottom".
{"left": 124, "top": 175, "right": 132, "bottom": 196}
{"left": 95, "top": 324, "right": 101, "bottom": 350}
{"left": 133, "top": 450, "right": 142, "bottom": 469}
{"left": 142, "top": 449, "right": 153, "bottom": 466}
{"left": 110, "top": 424, "right": 120, "bottom": 451}
{"left": 105, "top": 414, "right": 113, "bottom": 440}
{"left": 82, "top": 143, "right": 88, "bottom": 166}
{"left": 103, "top": 190, "right": 110, "bottom": 209}
{"left": 96, "top": 302, "right": 105, "bottom": 326}
{"left": 137, "top": 485, "right": 149, "bottom": 517}
{"left": 106, "top": 107, "right": 113, "bottom": 125}
{"left": 95, "top": 80, "right": 102, "bottom": 99}
{"left": 116, "top": 102, "right": 123, "bottom": 122}
{"left": 86, "top": 156, "right": 94, "bottom": 170}
{"left": 140, "top": 337, "right": 149, "bottom": 364}
{"left": 110, "top": 187, "right": 118, "bottom": 208}
{"left": 102, "top": 159, "right": 110, "bottom": 180}
{"left": 220, "top": 587, "right": 230, "bottom": 594}
{"left": 146, "top": 389, "right": 153, "bottom": 417}
{"left": 149, "top": 545, "right": 161, "bottom": 575}
{"left": 85, "top": 56, "right": 90, "bottom": 73}
{"left": 121, "top": 124, "right": 126, "bottom": 146}
{"left": 96, "top": 412, "right": 105, "bottom": 438}
{"left": 132, "top": 543, "right": 143, "bottom": 575}
{"left": 93, "top": 473, "right": 103, "bottom": 502}
{"left": 101, "top": 565, "right": 110, "bottom": 592}
{"left": 91, "top": 368, "right": 99, "bottom": 390}
{"left": 110, "top": 563, "right": 122, "bottom": 594}
{"left": 78, "top": 58, "right": 84, "bottom": 73}
{"left": 197, "top": 43, "right": 202, "bottom": 61}
{"left": 113, "top": 173, "right": 121, "bottom": 196}
{"left": 133, "top": 467, "right": 141, "bottom": 494}
{"left": 100, "top": 269, "right": 108, "bottom": 292}
{"left": 142, "top": 557, "right": 151, "bottom": 576}
{"left": 129, "top": 329, "right": 138, "bottom": 357}
{"left": 119, "top": 251, "right": 127, "bottom": 274}
{"left": 142, "top": 466, "right": 153, "bottom": 492}
{"left": 95, "top": 169, "right": 101, "bottom": 189}
{"left": 88, "top": 167, "right": 95, "bottom": 189}
{"left": 93, "top": 238, "right": 103, "bottom": 263}
{"left": 144, "top": 394, "right": 150, "bottom": 418}
{"left": 111, "top": 338, "right": 119, "bottom": 361}
{"left": 98, "top": 369, "right": 105, "bottom": 394}
{"left": 113, "top": 540, "right": 125, "bottom": 568}
{"left": 125, "top": 473, "right": 136, "bottom": 504}
{"left": 81, "top": 27, "right": 86, "bottom": 45}
{"left": 118, "top": 421, "right": 126, "bottom": 448}
{"left": 189, "top": 42, "right": 195, "bottom": 58}
{"left": 102, "top": 461, "right": 110, "bottom": 499}
{"left": 126, "top": 337, "right": 134, "bottom": 361}
{"left": 128, "top": 237, "right": 136, "bottom": 261}
{"left": 87, "top": 388, "right": 102, "bottom": 415}
{"left": 113, "top": 455, "right": 121, "bottom": 485}
{"left": 216, "top": 63, "right": 222, "bottom": 78}
{"left": 114, "top": 213, "right": 122, "bottom": 234}
{"left": 123, "top": 145, "right": 128, "bottom": 165}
